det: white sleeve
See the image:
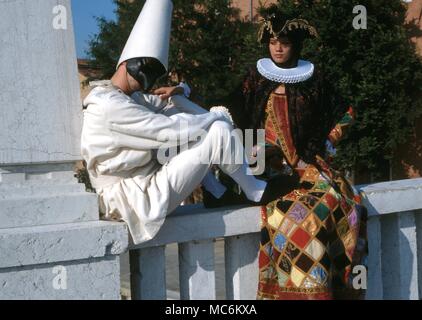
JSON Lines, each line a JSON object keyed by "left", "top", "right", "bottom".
{"left": 131, "top": 92, "right": 167, "bottom": 113}
{"left": 167, "top": 95, "right": 208, "bottom": 115}
{"left": 157, "top": 95, "right": 209, "bottom": 117}
{"left": 105, "top": 99, "right": 226, "bottom": 149}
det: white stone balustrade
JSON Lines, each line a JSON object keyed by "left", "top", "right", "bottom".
{"left": 361, "top": 178, "right": 422, "bottom": 300}
{"left": 128, "top": 178, "right": 422, "bottom": 300}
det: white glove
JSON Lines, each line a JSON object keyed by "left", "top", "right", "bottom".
{"left": 210, "top": 106, "right": 234, "bottom": 125}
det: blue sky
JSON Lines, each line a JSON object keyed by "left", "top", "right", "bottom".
{"left": 71, "top": 0, "right": 116, "bottom": 58}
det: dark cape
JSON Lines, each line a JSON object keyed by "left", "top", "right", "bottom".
{"left": 224, "top": 65, "right": 350, "bottom": 165}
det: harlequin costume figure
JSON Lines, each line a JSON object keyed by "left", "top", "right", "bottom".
{"left": 227, "top": 5, "right": 368, "bottom": 300}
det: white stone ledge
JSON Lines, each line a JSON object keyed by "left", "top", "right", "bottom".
{"left": 0, "top": 184, "right": 86, "bottom": 195}
{"left": 0, "top": 221, "right": 128, "bottom": 269}
{"left": 358, "top": 178, "right": 422, "bottom": 216}
{"left": 132, "top": 178, "right": 422, "bottom": 249}
{"left": 130, "top": 205, "right": 261, "bottom": 250}
{"left": 0, "top": 170, "right": 77, "bottom": 185}
{"left": 0, "top": 192, "right": 99, "bottom": 229}
{"left": 0, "top": 256, "right": 121, "bottom": 300}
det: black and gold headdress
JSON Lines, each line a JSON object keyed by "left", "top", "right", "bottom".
{"left": 258, "top": 10, "right": 318, "bottom": 43}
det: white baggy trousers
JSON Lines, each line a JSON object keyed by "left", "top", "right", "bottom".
{"left": 154, "top": 96, "right": 243, "bottom": 213}
{"left": 163, "top": 119, "right": 242, "bottom": 213}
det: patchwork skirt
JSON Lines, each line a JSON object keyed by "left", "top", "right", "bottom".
{"left": 257, "top": 165, "right": 367, "bottom": 300}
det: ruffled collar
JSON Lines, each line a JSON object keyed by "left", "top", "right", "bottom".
{"left": 257, "top": 58, "right": 314, "bottom": 84}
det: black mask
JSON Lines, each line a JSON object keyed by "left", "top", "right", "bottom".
{"left": 126, "top": 57, "right": 166, "bottom": 92}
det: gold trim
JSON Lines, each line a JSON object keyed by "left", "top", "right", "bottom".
{"left": 266, "top": 94, "right": 299, "bottom": 167}
{"left": 258, "top": 286, "right": 329, "bottom": 294}
{"left": 258, "top": 17, "right": 318, "bottom": 42}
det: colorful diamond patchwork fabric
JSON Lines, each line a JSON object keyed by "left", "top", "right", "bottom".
{"left": 257, "top": 94, "right": 367, "bottom": 300}
{"left": 257, "top": 174, "right": 367, "bottom": 300}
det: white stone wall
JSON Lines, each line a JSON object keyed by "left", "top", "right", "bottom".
{"left": 0, "top": 0, "right": 128, "bottom": 300}
{"left": 0, "top": 0, "right": 82, "bottom": 165}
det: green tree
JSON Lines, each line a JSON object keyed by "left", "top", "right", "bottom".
{"left": 88, "top": 0, "right": 258, "bottom": 106}
{"left": 87, "top": 0, "right": 146, "bottom": 78}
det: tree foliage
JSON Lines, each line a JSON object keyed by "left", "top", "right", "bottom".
{"left": 88, "top": 0, "right": 258, "bottom": 105}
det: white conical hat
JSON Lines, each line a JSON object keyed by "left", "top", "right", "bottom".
{"left": 117, "top": 0, "right": 173, "bottom": 71}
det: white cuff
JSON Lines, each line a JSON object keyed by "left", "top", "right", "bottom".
{"left": 209, "top": 106, "right": 234, "bottom": 125}
{"left": 178, "top": 82, "right": 191, "bottom": 98}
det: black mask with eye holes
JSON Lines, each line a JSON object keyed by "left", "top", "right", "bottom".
{"left": 126, "top": 57, "right": 167, "bottom": 92}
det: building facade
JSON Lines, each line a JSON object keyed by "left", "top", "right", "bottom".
{"left": 232, "top": 0, "right": 277, "bottom": 20}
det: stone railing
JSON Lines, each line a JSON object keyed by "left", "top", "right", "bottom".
{"left": 362, "top": 178, "right": 422, "bottom": 300}
{"left": 128, "top": 205, "right": 261, "bottom": 300}
{"left": 128, "top": 178, "right": 422, "bottom": 300}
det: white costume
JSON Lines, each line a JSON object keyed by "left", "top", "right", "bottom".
{"left": 82, "top": 86, "right": 242, "bottom": 244}
{"left": 81, "top": 0, "right": 266, "bottom": 244}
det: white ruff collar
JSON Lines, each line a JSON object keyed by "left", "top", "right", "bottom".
{"left": 257, "top": 58, "right": 314, "bottom": 83}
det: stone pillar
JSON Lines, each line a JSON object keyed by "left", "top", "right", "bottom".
{"left": 0, "top": 0, "right": 128, "bottom": 299}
